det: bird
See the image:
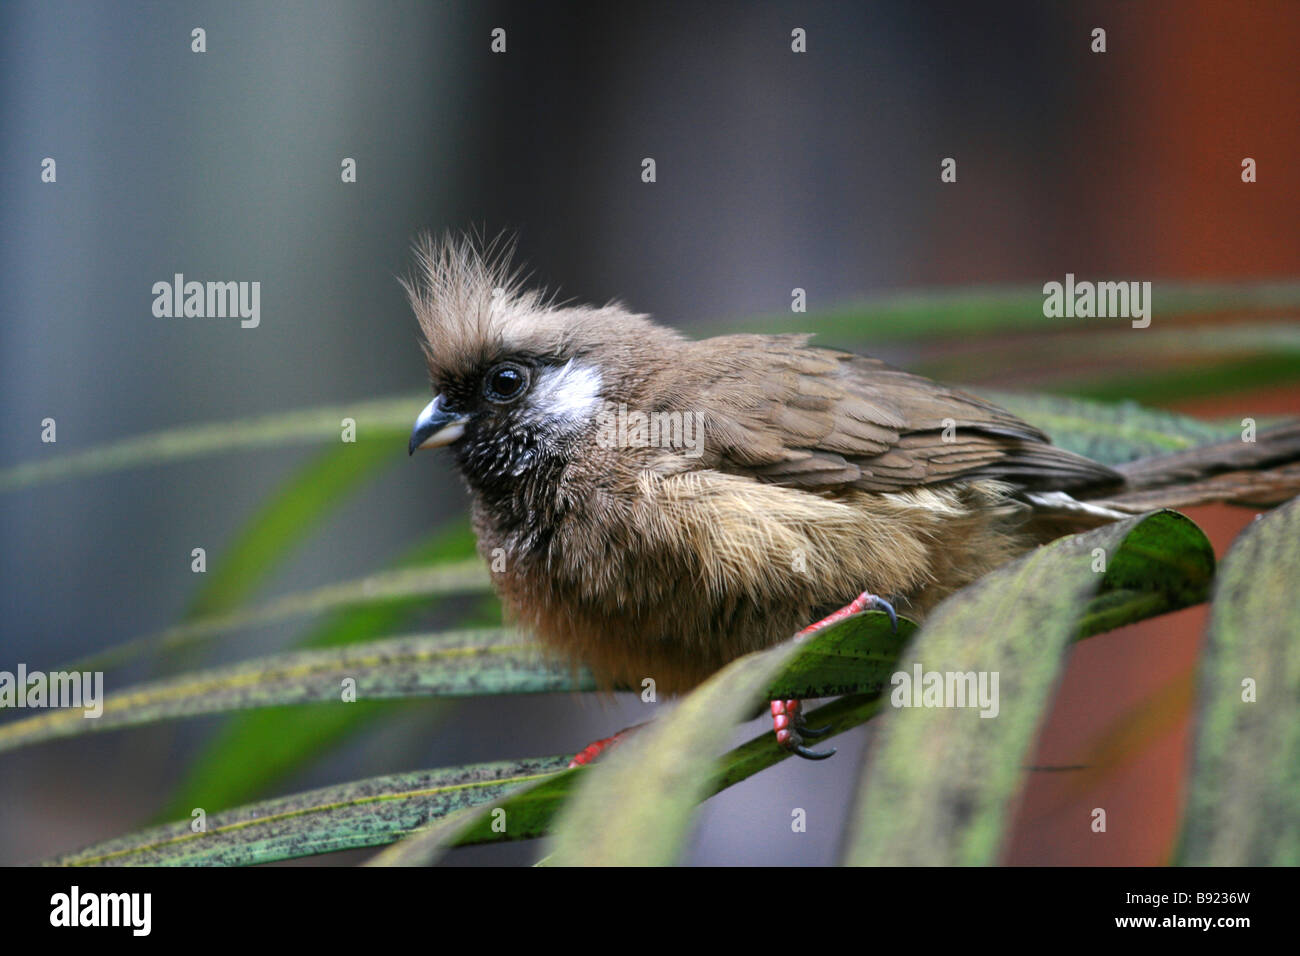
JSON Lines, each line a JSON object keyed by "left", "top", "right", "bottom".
{"left": 405, "top": 233, "right": 1300, "bottom": 761}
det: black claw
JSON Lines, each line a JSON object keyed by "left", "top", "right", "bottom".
{"left": 799, "top": 723, "right": 832, "bottom": 738}
{"left": 794, "top": 744, "right": 837, "bottom": 760}
{"left": 869, "top": 595, "right": 899, "bottom": 633}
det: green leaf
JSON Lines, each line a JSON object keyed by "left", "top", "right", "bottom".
{"left": 382, "top": 512, "right": 1218, "bottom": 864}
{"left": 1180, "top": 495, "right": 1300, "bottom": 865}
{"left": 364, "top": 769, "right": 569, "bottom": 867}
{"left": 161, "top": 526, "right": 488, "bottom": 818}
{"left": 62, "top": 552, "right": 1205, "bottom": 869}
{"left": 451, "top": 692, "right": 889, "bottom": 857}
{"left": 910, "top": 320, "right": 1300, "bottom": 404}
{"left": 42, "top": 615, "right": 900, "bottom": 866}
{"left": 68, "top": 558, "right": 493, "bottom": 673}
{"left": 1075, "top": 509, "right": 1217, "bottom": 638}
{"left": 0, "top": 630, "right": 590, "bottom": 755}
{"left": 91, "top": 691, "right": 883, "bottom": 866}
{"left": 764, "top": 614, "right": 914, "bottom": 699}
{"left": 731, "top": 280, "right": 1300, "bottom": 343}
{"left": 184, "top": 440, "right": 398, "bottom": 620}
{"left": 1064, "top": 353, "right": 1300, "bottom": 405}
{"left": 145, "top": 440, "right": 410, "bottom": 819}
{"left": 544, "top": 612, "right": 901, "bottom": 866}
{"left": 51, "top": 756, "right": 572, "bottom": 866}
{"left": 398, "top": 763, "right": 584, "bottom": 862}
{"left": 985, "top": 392, "right": 1234, "bottom": 464}
{"left": 0, "top": 396, "right": 418, "bottom": 493}
{"left": 363, "top": 804, "right": 497, "bottom": 867}
{"left": 844, "top": 510, "right": 1214, "bottom": 866}
{"left": 451, "top": 536, "right": 1215, "bottom": 859}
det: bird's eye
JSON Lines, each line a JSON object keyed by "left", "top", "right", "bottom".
{"left": 484, "top": 362, "right": 529, "bottom": 403}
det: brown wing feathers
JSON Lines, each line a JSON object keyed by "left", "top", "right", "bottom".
{"left": 682, "top": 336, "right": 1119, "bottom": 494}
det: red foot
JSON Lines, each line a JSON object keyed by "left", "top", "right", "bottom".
{"left": 567, "top": 724, "right": 644, "bottom": 768}
{"left": 771, "top": 698, "right": 835, "bottom": 760}
{"left": 796, "top": 590, "right": 897, "bottom": 638}
{"left": 770, "top": 698, "right": 803, "bottom": 749}
{"left": 774, "top": 591, "right": 897, "bottom": 762}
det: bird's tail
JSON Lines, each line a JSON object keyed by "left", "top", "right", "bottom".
{"left": 1022, "top": 420, "right": 1300, "bottom": 540}
{"left": 1089, "top": 420, "right": 1300, "bottom": 513}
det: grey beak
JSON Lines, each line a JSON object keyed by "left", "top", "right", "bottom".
{"left": 409, "top": 395, "right": 470, "bottom": 455}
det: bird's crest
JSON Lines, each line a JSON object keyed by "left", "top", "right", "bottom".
{"left": 402, "top": 230, "right": 674, "bottom": 386}
{"left": 402, "top": 231, "right": 554, "bottom": 383}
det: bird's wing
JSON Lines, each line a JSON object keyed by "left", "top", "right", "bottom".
{"left": 671, "top": 334, "right": 1119, "bottom": 493}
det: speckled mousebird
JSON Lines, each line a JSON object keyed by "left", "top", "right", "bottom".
{"left": 405, "top": 233, "right": 1300, "bottom": 762}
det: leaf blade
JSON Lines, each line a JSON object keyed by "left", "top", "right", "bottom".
{"left": 1180, "top": 495, "right": 1300, "bottom": 865}
{"left": 544, "top": 613, "right": 906, "bottom": 866}
{"left": 845, "top": 510, "right": 1214, "bottom": 866}
{"left": 184, "top": 440, "right": 398, "bottom": 620}
{"left": 52, "top": 756, "right": 572, "bottom": 867}
{"left": 160, "top": 525, "right": 488, "bottom": 817}
{"left": 0, "top": 630, "right": 594, "bottom": 755}
{"left": 0, "top": 397, "right": 418, "bottom": 493}
{"left": 68, "top": 559, "right": 494, "bottom": 673}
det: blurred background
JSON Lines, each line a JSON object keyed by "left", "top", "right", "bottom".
{"left": 1, "top": 0, "right": 1297, "bottom": 865}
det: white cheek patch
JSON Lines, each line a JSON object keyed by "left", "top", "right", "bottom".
{"left": 528, "top": 361, "right": 603, "bottom": 427}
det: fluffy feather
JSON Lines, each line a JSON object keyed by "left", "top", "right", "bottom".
{"left": 406, "top": 233, "right": 1300, "bottom": 692}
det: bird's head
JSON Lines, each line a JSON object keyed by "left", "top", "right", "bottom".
{"left": 404, "top": 233, "right": 684, "bottom": 498}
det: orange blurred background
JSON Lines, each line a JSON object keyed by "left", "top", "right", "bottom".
{"left": 1001, "top": 1, "right": 1300, "bottom": 865}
